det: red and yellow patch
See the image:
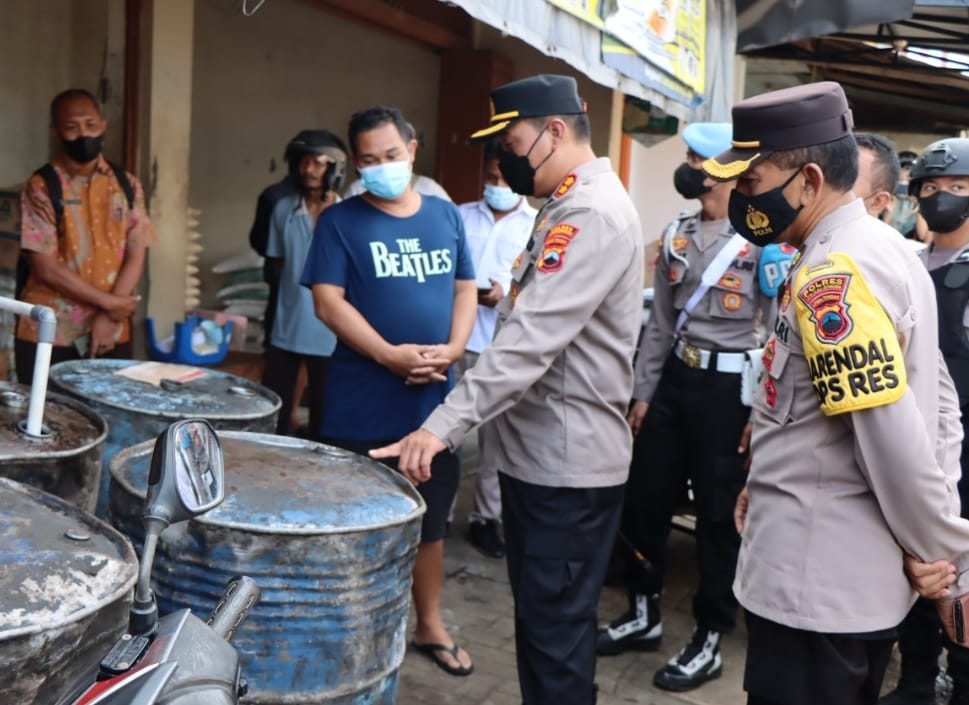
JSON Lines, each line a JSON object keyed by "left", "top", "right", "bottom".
{"left": 672, "top": 235, "right": 689, "bottom": 253}
{"left": 537, "top": 223, "right": 579, "bottom": 273}
{"left": 722, "top": 293, "right": 743, "bottom": 311}
{"left": 718, "top": 272, "right": 744, "bottom": 290}
{"left": 779, "top": 284, "right": 791, "bottom": 312}
{"left": 762, "top": 338, "right": 776, "bottom": 373}
{"left": 797, "top": 273, "right": 853, "bottom": 344}
{"left": 554, "top": 174, "right": 578, "bottom": 198}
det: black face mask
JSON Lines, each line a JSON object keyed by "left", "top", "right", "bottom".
{"left": 673, "top": 162, "right": 711, "bottom": 199}
{"left": 498, "top": 126, "right": 553, "bottom": 197}
{"left": 728, "top": 167, "right": 804, "bottom": 246}
{"left": 918, "top": 191, "right": 969, "bottom": 234}
{"left": 62, "top": 134, "right": 104, "bottom": 164}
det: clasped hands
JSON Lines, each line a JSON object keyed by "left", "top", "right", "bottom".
{"left": 380, "top": 343, "right": 458, "bottom": 385}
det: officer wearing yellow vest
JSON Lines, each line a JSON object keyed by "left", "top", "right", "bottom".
{"left": 706, "top": 81, "right": 969, "bottom": 705}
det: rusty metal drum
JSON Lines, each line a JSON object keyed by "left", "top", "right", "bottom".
{"left": 0, "top": 381, "right": 107, "bottom": 513}
{"left": 109, "top": 431, "right": 426, "bottom": 705}
{"left": 50, "top": 359, "right": 281, "bottom": 518}
{"left": 0, "top": 477, "right": 137, "bottom": 705}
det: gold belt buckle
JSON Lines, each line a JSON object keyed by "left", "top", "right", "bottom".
{"left": 682, "top": 344, "right": 702, "bottom": 369}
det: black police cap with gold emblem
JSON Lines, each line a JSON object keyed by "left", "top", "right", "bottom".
{"left": 471, "top": 74, "right": 587, "bottom": 141}
{"left": 703, "top": 81, "right": 854, "bottom": 181}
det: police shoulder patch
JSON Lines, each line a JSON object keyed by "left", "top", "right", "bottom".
{"left": 793, "top": 252, "right": 906, "bottom": 416}
{"left": 537, "top": 223, "right": 579, "bottom": 273}
{"left": 554, "top": 174, "right": 578, "bottom": 198}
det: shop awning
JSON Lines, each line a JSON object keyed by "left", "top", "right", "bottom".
{"left": 738, "top": 1, "right": 969, "bottom": 132}
{"left": 737, "top": 0, "right": 917, "bottom": 53}
{"left": 443, "top": 0, "right": 736, "bottom": 121}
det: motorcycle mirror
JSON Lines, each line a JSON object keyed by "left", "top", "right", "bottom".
{"left": 130, "top": 419, "right": 224, "bottom": 636}
{"left": 145, "top": 418, "right": 224, "bottom": 524}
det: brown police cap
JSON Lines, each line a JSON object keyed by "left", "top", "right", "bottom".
{"left": 703, "top": 81, "right": 854, "bottom": 181}
{"left": 471, "top": 74, "right": 587, "bottom": 141}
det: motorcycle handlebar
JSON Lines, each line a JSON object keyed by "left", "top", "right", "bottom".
{"left": 206, "top": 576, "right": 260, "bottom": 642}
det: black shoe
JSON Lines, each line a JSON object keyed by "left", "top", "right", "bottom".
{"left": 596, "top": 592, "right": 662, "bottom": 656}
{"left": 653, "top": 628, "right": 722, "bottom": 692}
{"left": 877, "top": 667, "right": 938, "bottom": 704}
{"left": 467, "top": 520, "right": 505, "bottom": 558}
{"left": 877, "top": 687, "right": 936, "bottom": 705}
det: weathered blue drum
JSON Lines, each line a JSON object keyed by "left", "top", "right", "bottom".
{"left": 0, "top": 478, "right": 137, "bottom": 704}
{"left": 50, "top": 359, "right": 280, "bottom": 517}
{"left": 109, "top": 431, "right": 425, "bottom": 704}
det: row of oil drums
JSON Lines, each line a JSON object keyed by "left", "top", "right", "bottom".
{"left": 0, "top": 359, "right": 426, "bottom": 705}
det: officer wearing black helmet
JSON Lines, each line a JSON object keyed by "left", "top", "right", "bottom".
{"left": 879, "top": 137, "right": 969, "bottom": 705}
{"left": 249, "top": 130, "right": 348, "bottom": 342}
{"left": 256, "top": 130, "right": 348, "bottom": 437}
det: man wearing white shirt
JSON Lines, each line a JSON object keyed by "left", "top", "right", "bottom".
{"left": 455, "top": 140, "right": 536, "bottom": 558}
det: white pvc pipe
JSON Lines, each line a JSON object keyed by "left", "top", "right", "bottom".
{"left": 0, "top": 296, "right": 57, "bottom": 437}
{"left": 25, "top": 341, "right": 52, "bottom": 437}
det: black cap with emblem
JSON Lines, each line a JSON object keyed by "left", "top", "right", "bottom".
{"left": 703, "top": 81, "right": 854, "bottom": 181}
{"left": 471, "top": 74, "right": 587, "bottom": 141}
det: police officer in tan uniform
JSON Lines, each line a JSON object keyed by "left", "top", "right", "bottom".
{"left": 880, "top": 137, "right": 969, "bottom": 705}
{"left": 597, "top": 122, "right": 790, "bottom": 692}
{"left": 372, "top": 74, "right": 644, "bottom": 705}
{"left": 704, "top": 81, "right": 969, "bottom": 705}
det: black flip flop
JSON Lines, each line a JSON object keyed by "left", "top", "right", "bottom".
{"left": 410, "top": 640, "right": 474, "bottom": 676}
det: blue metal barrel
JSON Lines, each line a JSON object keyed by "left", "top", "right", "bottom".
{"left": 49, "top": 359, "right": 281, "bottom": 518}
{"left": 0, "top": 478, "right": 137, "bottom": 704}
{"left": 109, "top": 431, "right": 426, "bottom": 705}
{"left": 0, "top": 382, "right": 107, "bottom": 513}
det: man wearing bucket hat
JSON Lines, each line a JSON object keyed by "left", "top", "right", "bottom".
{"left": 596, "top": 122, "right": 790, "bottom": 692}
{"left": 372, "top": 73, "right": 644, "bottom": 705}
{"left": 707, "top": 80, "right": 969, "bottom": 705}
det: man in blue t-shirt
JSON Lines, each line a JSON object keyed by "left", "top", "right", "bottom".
{"left": 301, "top": 105, "right": 477, "bottom": 677}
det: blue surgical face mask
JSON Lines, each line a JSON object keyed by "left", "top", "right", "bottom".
{"left": 483, "top": 184, "right": 520, "bottom": 212}
{"left": 359, "top": 159, "right": 412, "bottom": 200}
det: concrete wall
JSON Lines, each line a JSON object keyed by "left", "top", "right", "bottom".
{"left": 627, "top": 132, "right": 695, "bottom": 285}
{"left": 189, "top": 0, "right": 442, "bottom": 301}
{"left": 0, "top": 0, "right": 122, "bottom": 187}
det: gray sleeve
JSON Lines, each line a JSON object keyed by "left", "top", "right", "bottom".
{"left": 937, "top": 353, "right": 964, "bottom": 477}
{"left": 848, "top": 389, "right": 969, "bottom": 588}
{"left": 422, "top": 208, "right": 637, "bottom": 449}
{"left": 633, "top": 247, "right": 676, "bottom": 402}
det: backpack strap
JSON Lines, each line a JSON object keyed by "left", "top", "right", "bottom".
{"left": 36, "top": 163, "right": 64, "bottom": 228}
{"left": 106, "top": 160, "right": 135, "bottom": 210}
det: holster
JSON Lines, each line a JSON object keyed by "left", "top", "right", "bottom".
{"left": 936, "top": 593, "right": 969, "bottom": 645}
